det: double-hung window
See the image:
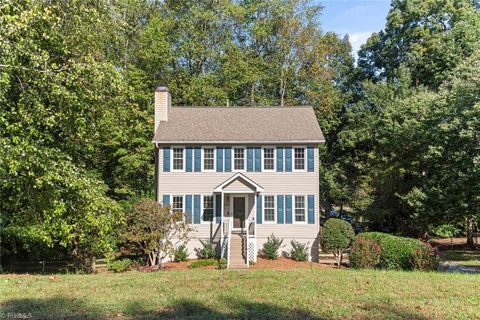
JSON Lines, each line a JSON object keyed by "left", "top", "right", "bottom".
{"left": 294, "top": 196, "right": 306, "bottom": 222}
{"left": 233, "top": 148, "right": 245, "bottom": 171}
{"left": 172, "top": 195, "right": 184, "bottom": 221}
{"left": 203, "top": 148, "right": 215, "bottom": 171}
{"left": 263, "top": 195, "right": 275, "bottom": 223}
{"left": 202, "top": 195, "right": 214, "bottom": 222}
{"left": 263, "top": 147, "right": 275, "bottom": 171}
{"left": 172, "top": 148, "right": 184, "bottom": 171}
{"left": 294, "top": 147, "right": 305, "bottom": 170}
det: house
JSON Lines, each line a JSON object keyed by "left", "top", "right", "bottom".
{"left": 152, "top": 86, "right": 325, "bottom": 269}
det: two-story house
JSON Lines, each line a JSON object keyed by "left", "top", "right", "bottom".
{"left": 153, "top": 86, "right": 325, "bottom": 269}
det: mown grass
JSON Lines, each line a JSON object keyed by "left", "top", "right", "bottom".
{"left": 441, "top": 250, "right": 480, "bottom": 267}
{"left": 1, "top": 268, "right": 480, "bottom": 319}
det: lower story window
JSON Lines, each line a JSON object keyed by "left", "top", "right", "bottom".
{"left": 172, "top": 195, "right": 184, "bottom": 220}
{"left": 203, "top": 195, "right": 214, "bottom": 222}
{"left": 264, "top": 195, "right": 275, "bottom": 222}
{"left": 294, "top": 196, "right": 305, "bottom": 222}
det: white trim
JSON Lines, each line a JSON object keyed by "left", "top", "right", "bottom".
{"left": 263, "top": 194, "right": 276, "bottom": 224}
{"left": 214, "top": 172, "right": 265, "bottom": 192}
{"left": 170, "top": 194, "right": 185, "bottom": 222}
{"left": 293, "top": 194, "right": 307, "bottom": 224}
{"left": 200, "top": 194, "right": 215, "bottom": 224}
{"left": 171, "top": 146, "right": 185, "bottom": 172}
{"left": 293, "top": 146, "right": 307, "bottom": 172}
{"left": 232, "top": 146, "right": 246, "bottom": 172}
{"left": 261, "top": 146, "right": 276, "bottom": 172}
{"left": 201, "top": 146, "right": 216, "bottom": 172}
{"left": 230, "top": 195, "right": 247, "bottom": 231}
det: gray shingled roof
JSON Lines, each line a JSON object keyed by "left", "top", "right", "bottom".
{"left": 152, "top": 106, "right": 324, "bottom": 143}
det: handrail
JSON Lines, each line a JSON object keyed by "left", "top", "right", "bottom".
{"left": 246, "top": 218, "right": 249, "bottom": 268}
{"left": 227, "top": 218, "right": 232, "bottom": 269}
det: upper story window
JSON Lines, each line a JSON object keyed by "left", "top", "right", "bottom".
{"left": 263, "top": 147, "right": 275, "bottom": 171}
{"left": 202, "top": 195, "right": 214, "bottom": 222}
{"left": 172, "top": 148, "right": 184, "bottom": 171}
{"left": 263, "top": 195, "right": 275, "bottom": 222}
{"left": 294, "top": 147, "right": 305, "bottom": 170}
{"left": 203, "top": 148, "right": 215, "bottom": 171}
{"left": 233, "top": 147, "right": 245, "bottom": 171}
{"left": 294, "top": 195, "right": 306, "bottom": 222}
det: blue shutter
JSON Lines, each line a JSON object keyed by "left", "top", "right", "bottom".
{"left": 215, "top": 194, "right": 222, "bottom": 223}
{"left": 216, "top": 147, "right": 224, "bottom": 172}
{"left": 308, "top": 195, "right": 315, "bottom": 224}
{"left": 276, "top": 147, "right": 284, "bottom": 172}
{"left": 194, "top": 195, "right": 201, "bottom": 224}
{"left": 247, "top": 147, "right": 254, "bottom": 172}
{"left": 162, "top": 195, "right": 170, "bottom": 207}
{"left": 277, "top": 195, "right": 284, "bottom": 224}
{"left": 254, "top": 147, "right": 261, "bottom": 172}
{"left": 224, "top": 147, "right": 232, "bottom": 172}
{"left": 256, "top": 194, "right": 263, "bottom": 224}
{"left": 163, "top": 147, "right": 170, "bottom": 172}
{"left": 185, "top": 195, "right": 193, "bottom": 223}
{"left": 307, "top": 146, "right": 314, "bottom": 172}
{"left": 285, "top": 195, "right": 292, "bottom": 224}
{"left": 285, "top": 147, "right": 292, "bottom": 172}
{"left": 186, "top": 147, "right": 193, "bottom": 172}
{"left": 194, "top": 147, "right": 201, "bottom": 172}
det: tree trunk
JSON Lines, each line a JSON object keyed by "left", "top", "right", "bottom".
{"left": 466, "top": 217, "right": 475, "bottom": 248}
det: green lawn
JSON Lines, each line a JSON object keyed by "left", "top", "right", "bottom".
{"left": 1, "top": 268, "right": 480, "bottom": 319}
{"left": 441, "top": 250, "right": 480, "bottom": 267}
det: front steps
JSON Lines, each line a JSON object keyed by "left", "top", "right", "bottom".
{"left": 229, "top": 233, "right": 248, "bottom": 270}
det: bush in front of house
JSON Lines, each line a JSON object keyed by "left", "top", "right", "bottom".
{"left": 190, "top": 259, "right": 217, "bottom": 268}
{"left": 322, "top": 218, "right": 355, "bottom": 266}
{"left": 217, "top": 258, "right": 227, "bottom": 269}
{"left": 174, "top": 245, "right": 189, "bottom": 262}
{"left": 197, "top": 241, "right": 216, "bottom": 259}
{"left": 349, "top": 236, "right": 382, "bottom": 269}
{"left": 262, "top": 234, "right": 284, "bottom": 259}
{"left": 409, "top": 244, "right": 439, "bottom": 271}
{"left": 290, "top": 240, "right": 309, "bottom": 261}
{"left": 360, "top": 232, "right": 438, "bottom": 270}
{"left": 107, "top": 258, "right": 133, "bottom": 273}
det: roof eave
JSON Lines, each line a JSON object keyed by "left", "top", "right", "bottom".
{"left": 152, "top": 139, "right": 326, "bottom": 144}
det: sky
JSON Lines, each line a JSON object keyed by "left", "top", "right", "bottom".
{"left": 321, "top": 0, "right": 392, "bottom": 57}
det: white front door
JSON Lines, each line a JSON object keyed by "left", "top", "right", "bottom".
{"left": 231, "top": 196, "right": 246, "bottom": 230}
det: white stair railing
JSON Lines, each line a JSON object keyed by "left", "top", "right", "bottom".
{"left": 245, "top": 218, "right": 249, "bottom": 268}
{"left": 227, "top": 218, "right": 232, "bottom": 269}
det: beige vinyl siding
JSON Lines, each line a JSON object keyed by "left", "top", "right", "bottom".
{"left": 223, "top": 179, "right": 255, "bottom": 192}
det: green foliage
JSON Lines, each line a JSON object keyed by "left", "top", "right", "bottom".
{"left": 360, "top": 232, "right": 431, "bottom": 270}
{"left": 290, "top": 240, "right": 309, "bottom": 262}
{"left": 262, "top": 234, "right": 284, "bottom": 260}
{"left": 409, "top": 245, "right": 439, "bottom": 271}
{"left": 217, "top": 258, "right": 227, "bottom": 270}
{"left": 349, "top": 236, "right": 382, "bottom": 269}
{"left": 197, "top": 241, "right": 216, "bottom": 260}
{"left": 322, "top": 218, "right": 355, "bottom": 266}
{"left": 174, "top": 245, "right": 189, "bottom": 262}
{"left": 124, "top": 200, "right": 191, "bottom": 266}
{"left": 107, "top": 258, "right": 133, "bottom": 273}
{"left": 189, "top": 259, "right": 217, "bottom": 268}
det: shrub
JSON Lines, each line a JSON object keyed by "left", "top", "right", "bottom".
{"left": 360, "top": 232, "right": 436, "bottom": 270}
{"left": 190, "top": 259, "right": 217, "bottom": 268}
{"left": 107, "top": 258, "right": 132, "bottom": 273}
{"left": 217, "top": 258, "right": 227, "bottom": 269}
{"left": 290, "top": 240, "right": 309, "bottom": 261}
{"left": 174, "top": 245, "right": 189, "bottom": 262}
{"left": 322, "top": 218, "right": 355, "bottom": 266}
{"left": 409, "top": 244, "right": 439, "bottom": 271}
{"left": 262, "top": 234, "right": 284, "bottom": 259}
{"left": 349, "top": 236, "right": 382, "bottom": 269}
{"left": 197, "top": 241, "right": 216, "bottom": 259}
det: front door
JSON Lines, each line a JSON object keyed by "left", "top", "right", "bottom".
{"left": 232, "top": 196, "right": 246, "bottom": 229}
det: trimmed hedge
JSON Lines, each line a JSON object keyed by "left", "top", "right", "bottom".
{"left": 358, "top": 232, "right": 433, "bottom": 270}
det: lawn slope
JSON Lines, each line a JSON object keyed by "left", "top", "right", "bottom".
{"left": 1, "top": 268, "right": 479, "bottom": 319}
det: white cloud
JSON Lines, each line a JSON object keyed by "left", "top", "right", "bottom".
{"left": 348, "top": 31, "right": 373, "bottom": 57}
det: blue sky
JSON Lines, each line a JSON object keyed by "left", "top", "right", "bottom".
{"left": 321, "top": 0, "right": 392, "bottom": 56}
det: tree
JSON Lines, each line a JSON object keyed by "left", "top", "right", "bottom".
{"left": 124, "top": 200, "right": 191, "bottom": 266}
{"left": 321, "top": 218, "right": 355, "bottom": 266}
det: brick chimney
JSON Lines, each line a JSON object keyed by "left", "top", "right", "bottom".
{"left": 154, "top": 86, "right": 171, "bottom": 132}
